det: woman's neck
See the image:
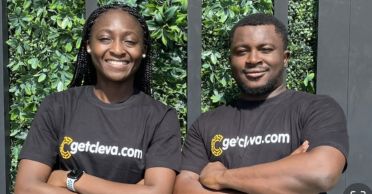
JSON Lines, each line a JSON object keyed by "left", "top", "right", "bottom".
{"left": 93, "top": 81, "right": 134, "bottom": 104}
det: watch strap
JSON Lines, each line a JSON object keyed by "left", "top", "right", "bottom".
{"left": 66, "top": 176, "right": 77, "bottom": 192}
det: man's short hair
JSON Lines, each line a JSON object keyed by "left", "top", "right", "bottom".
{"left": 229, "top": 13, "right": 288, "bottom": 49}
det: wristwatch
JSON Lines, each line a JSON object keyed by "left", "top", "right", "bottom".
{"left": 66, "top": 169, "right": 84, "bottom": 192}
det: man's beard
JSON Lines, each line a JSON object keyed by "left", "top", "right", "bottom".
{"left": 235, "top": 68, "right": 284, "bottom": 97}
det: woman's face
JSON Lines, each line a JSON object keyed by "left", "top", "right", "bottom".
{"left": 87, "top": 9, "right": 145, "bottom": 85}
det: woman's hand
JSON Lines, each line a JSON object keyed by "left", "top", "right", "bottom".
{"left": 47, "top": 170, "right": 69, "bottom": 188}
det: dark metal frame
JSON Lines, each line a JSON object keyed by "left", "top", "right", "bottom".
{"left": 0, "top": 1, "right": 288, "bottom": 192}
{"left": 187, "top": 0, "right": 202, "bottom": 128}
{"left": 1, "top": 0, "right": 10, "bottom": 193}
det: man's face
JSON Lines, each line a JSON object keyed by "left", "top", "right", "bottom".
{"left": 230, "top": 25, "right": 289, "bottom": 97}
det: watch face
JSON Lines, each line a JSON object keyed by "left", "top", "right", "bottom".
{"left": 68, "top": 169, "right": 84, "bottom": 179}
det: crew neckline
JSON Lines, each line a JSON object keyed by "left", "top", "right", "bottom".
{"left": 235, "top": 90, "right": 294, "bottom": 109}
{"left": 85, "top": 85, "right": 140, "bottom": 110}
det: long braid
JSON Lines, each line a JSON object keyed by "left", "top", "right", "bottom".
{"left": 69, "top": 4, "right": 152, "bottom": 95}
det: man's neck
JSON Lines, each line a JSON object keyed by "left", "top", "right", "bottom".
{"left": 239, "top": 84, "right": 287, "bottom": 101}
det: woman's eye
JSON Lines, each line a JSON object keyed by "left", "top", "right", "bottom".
{"left": 99, "top": 37, "right": 111, "bottom": 43}
{"left": 235, "top": 50, "right": 247, "bottom": 56}
{"left": 124, "top": 40, "right": 136, "bottom": 46}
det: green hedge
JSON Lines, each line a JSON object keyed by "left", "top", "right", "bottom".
{"left": 7, "top": 0, "right": 316, "bottom": 192}
{"left": 287, "top": 0, "right": 317, "bottom": 93}
{"left": 7, "top": 0, "right": 85, "bottom": 190}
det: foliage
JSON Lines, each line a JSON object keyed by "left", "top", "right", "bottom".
{"left": 7, "top": 0, "right": 85, "bottom": 190}
{"left": 201, "top": 0, "right": 273, "bottom": 111}
{"left": 287, "top": 0, "right": 317, "bottom": 93}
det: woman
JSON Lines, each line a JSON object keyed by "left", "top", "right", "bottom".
{"left": 15, "top": 4, "right": 181, "bottom": 194}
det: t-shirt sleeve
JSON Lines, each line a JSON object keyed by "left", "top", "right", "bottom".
{"left": 145, "top": 108, "right": 182, "bottom": 172}
{"left": 302, "top": 96, "right": 349, "bottom": 161}
{"left": 180, "top": 117, "right": 210, "bottom": 174}
{"left": 19, "top": 95, "right": 60, "bottom": 167}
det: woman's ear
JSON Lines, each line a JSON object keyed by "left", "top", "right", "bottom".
{"left": 142, "top": 45, "right": 147, "bottom": 58}
{"left": 87, "top": 43, "right": 91, "bottom": 54}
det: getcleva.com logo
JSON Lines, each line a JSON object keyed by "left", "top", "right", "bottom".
{"left": 60, "top": 136, "right": 73, "bottom": 159}
{"left": 210, "top": 133, "right": 290, "bottom": 157}
{"left": 211, "top": 134, "right": 224, "bottom": 157}
{"left": 59, "top": 136, "right": 143, "bottom": 159}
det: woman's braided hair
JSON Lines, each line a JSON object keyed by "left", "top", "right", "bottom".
{"left": 69, "top": 3, "right": 152, "bottom": 95}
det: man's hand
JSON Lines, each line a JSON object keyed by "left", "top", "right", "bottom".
{"left": 47, "top": 170, "right": 68, "bottom": 188}
{"left": 199, "top": 161, "right": 227, "bottom": 190}
{"left": 290, "top": 140, "right": 309, "bottom": 156}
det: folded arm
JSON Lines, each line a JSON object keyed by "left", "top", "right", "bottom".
{"left": 199, "top": 145, "right": 346, "bottom": 194}
{"left": 174, "top": 170, "right": 243, "bottom": 194}
{"left": 14, "top": 159, "right": 74, "bottom": 194}
{"left": 15, "top": 159, "right": 176, "bottom": 194}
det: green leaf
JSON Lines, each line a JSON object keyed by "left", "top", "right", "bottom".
{"left": 210, "top": 54, "right": 217, "bottom": 64}
{"left": 57, "top": 81, "right": 64, "bottom": 92}
{"left": 28, "top": 58, "right": 39, "bottom": 69}
{"left": 38, "top": 74, "right": 46, "bottom": 82}
{"left": 165, "top": 6, "right": 178, "bottom": 21}
{"left": 23, "top": 1, "right": 31, "bottom": 9}
{"left": 65, "top": 42, "right": 72, "bottom": 52}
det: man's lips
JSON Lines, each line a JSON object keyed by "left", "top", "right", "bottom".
{"left": 242, "top": 68, "right": 267, "bottom": 79}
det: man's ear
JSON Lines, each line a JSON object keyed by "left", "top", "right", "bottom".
{"left": 283, "top": 50, "right": 290, "bottom": 67}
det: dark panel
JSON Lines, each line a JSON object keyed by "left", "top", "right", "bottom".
{"left": 85, "top": 0, "right": 98, "bottom": 18}
{"left": 347, "top": 0, "right": 372, "bottom": 188}
{"left": 273, "top": 0, "right": 288, "bottom": 28}
{"left": 187, "top": 0, "right": 202, "bottom": 128}
{"left": 317, "top": 0, "right": 350, "bottom": 193}
{"left": 317, "top": 0, "right": 350, "bottom": 111}
{"left": 0, "top": 0, "right": 10, "bottom": 193}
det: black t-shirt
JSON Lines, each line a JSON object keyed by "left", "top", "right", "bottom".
{"left": 182, "top": 90, "right": 349, "bottom": 175}
{"left": 20, "top": 86, "right": 182, "bottom": 183}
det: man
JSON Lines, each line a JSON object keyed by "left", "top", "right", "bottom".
{"left": 174, "top": 13, "right": 348, "bottom": 194}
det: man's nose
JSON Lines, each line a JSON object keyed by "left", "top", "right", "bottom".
{"left": 246, "top": 50, "right": 261, "bottom": 65}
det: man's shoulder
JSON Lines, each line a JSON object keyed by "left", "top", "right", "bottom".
{"left": 289, "top": 90, "right": 340, "bottom": 106}
{"left": 197, "top": 103, "right": 237, "bottom": 122}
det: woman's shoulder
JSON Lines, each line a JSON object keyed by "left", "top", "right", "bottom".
{"left": 134, "top": 91, "right": 174, "bottom": 113}
{"left": 42, "top": 86, "right": 89, "bottom": 106}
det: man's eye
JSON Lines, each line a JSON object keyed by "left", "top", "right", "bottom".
{"left": 125, "top": 40, "right": 136, "bottom": 46}
{"left": 261, "top": 48, "right": 273, "bottom": 53}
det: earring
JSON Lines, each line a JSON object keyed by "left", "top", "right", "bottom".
{"left": 142, "top": 54, "right": 146, "bottom": 58}
{"left": 87, "top": 48, "right": 91, "bottom": 53}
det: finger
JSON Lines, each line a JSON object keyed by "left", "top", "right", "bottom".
{"left": 136, "top": 179, "right": 145, "bottom": 185}
{"left": 290, "top": 140, "right": 309, "bottom": 156}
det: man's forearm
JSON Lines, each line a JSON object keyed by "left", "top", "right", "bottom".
{"left": 174, "top": 170, "right": 243, "bottom": 194}
{"left": 209, "top": 146, "right": 345, "bottom": 194}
